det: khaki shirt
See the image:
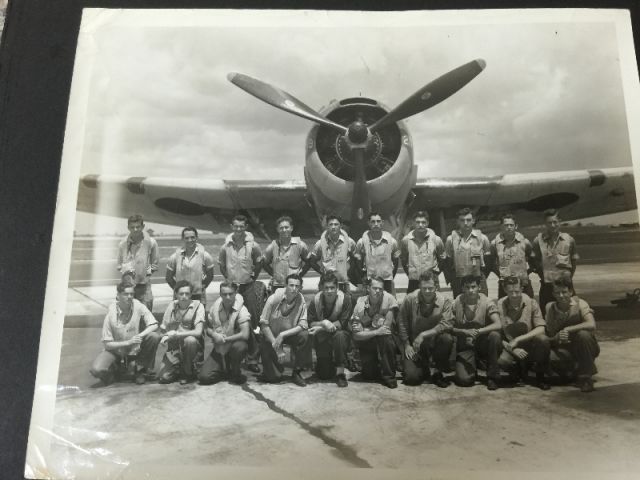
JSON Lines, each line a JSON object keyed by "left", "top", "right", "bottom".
{"left": 351, "top": 291, "right": 398, "bottom": 332}
{"left": 400, "top": 229, "right": 446, "bottom": 280}
{"left": 101, "top": 299, "right": 157, "bottom": 356}
{"left": 264, "top": 237, "right": 309, "bottom": 287}
{"left": 545, "top": 296, "right": 594, "bottom": 338}
{"left": 259, "top": 290, "right": 308, "bottom": 337}
{"left": 491, "top": 232, "right": 532, "bottom": 283}
{"left": 312, "top": 232, "right": 356, "bottom": 283}
{"left": 398, "top": 291, "right": 452, "bottom": 342}
{"left": 166, "top": 244, "right": 214, "bottom": 296}
{"left": 532, "top": 232, "right": 579, "bottom": 283}
{"left": 117, "top": 233, "right": 159, "bottom": 284}
{"left": 452, "top": 293, "right": 499, "bottom": 328}
{"left": 219, "top": 232, "right": 263, "bottom": 285}
{"left": 445, "top": 229, "right": 491, "bottom": 277}
{"left": 497, "top": 294, "right": 545, "bottom": 340}
{"left": 209, "top": 294, "right": 251, "bottom": 354}
{"left": 355, "top": 230, "right": 400, "bottom": 281}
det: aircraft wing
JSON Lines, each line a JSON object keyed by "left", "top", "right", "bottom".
{"left": 411, "top": 167, "right": 637, "bottom": 229}
{"left": 76, "top": 174, "right": 319, "bottom": 240}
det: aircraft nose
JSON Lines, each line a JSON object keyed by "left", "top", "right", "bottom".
{"left": 347, "top": 122, "right": 368, "bottom": 144}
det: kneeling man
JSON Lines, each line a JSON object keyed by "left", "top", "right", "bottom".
{"left": 199, "top": 282, "right": 251, "bottom": 385}
{"left": 546, "top": 276, "right": 599, "bottom": 392}
{"left": 398, "top": 271, "right": 454, "bottom": 387}
{"left": 158, "top": 281, "right": 205, "bottom": 384}
{"left": 90, "top": 281, "right": 161, "bottom": 385}
{"left": 308, "top": 272, "right": 353, "bottom": 387}
{"left": 259, "top": 274, "right": 311, "bottom": 386}
{"left": 350, "top": 276, "right": 399, "bottom": 388}
{"left": 497, "top": 276, "right": 551, "bottom": 390}
{"left": 450, "top": 275, "right": 502, "bottom": 390}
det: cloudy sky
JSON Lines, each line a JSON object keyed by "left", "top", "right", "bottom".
{"left": 72, "top": 10, "right": 637, "bottom": 233}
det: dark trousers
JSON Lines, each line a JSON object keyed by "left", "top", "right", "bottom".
{"left": 314, "top": 330, "right": 351, "bottom": 379}
{"left": 406, "top": 276, "right": 440, "bottom": 294}
{"left": 134, "top": 282, "right": 153, "bottom": 311}
{"left": 260, "top": 331, "right": 311, "bottom": 382}
{"left": 238, "top": 281, "right": 267, "bottom": 364}
{"left": 539, "top": 282, "right": 555, "bottom": 315}
{"left": 498, "top": 279, "right": 534, "bottom": 300}
{"left": 454, "top": 331, "right": 503, "bottom": 385}
{"left": 90, "top": 332, "right": 161, "bottom": 381}
{"left": 498, "top": 335, "right": 551, "bottom": 375}
{"left": 549, "top": 330, "right": 600, "bottom": 378}
{"left": 198, "top": 340, "right": 248, "bottom": 384}
{"left": 451, "top": 275, "right": 488, "bottom": 298}
{"left": 403, "top": 333, "right": 454, "bottom": 385}
{"left": 355, "top": 335, "right": 397, "bottom": 382}
{"left": 158, "top": 335, "right": 203, "bottom": 382}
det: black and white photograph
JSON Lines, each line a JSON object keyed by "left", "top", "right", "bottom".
{"left": 25, "top": 8, "right": 640, "bottom": 480}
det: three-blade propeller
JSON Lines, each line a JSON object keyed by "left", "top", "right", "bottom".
{"left": 228, "top": 59, "right": 486, "bottom": 236}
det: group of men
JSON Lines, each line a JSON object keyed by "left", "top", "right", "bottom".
{"left": 90, "top": 207, "right": 599, "bottom": 393}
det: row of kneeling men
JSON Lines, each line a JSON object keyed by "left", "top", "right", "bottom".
{"left": 90, "top": 270, "right": 599, "bottom": 393}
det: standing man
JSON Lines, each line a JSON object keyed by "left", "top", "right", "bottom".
{"left": 545, "top": 276, "right": 599, "bottom": 393}
{"left": 199, "top": 282, "right": 251, "bottom": 386}
{"left": 355, "top": 212, "right": 400, "bottom": 294}
{"left": 263, "top": 215, "right": 311, "bottom": 293}
{"left": 218, "top": 214, "right": 265, "bottom": 373}
{"left": 532, "top": 208, "right": 579, "bottom": 313}
{"left": 259, "top": 274, "right": 311, "bottom": 386}
{"left": 165, "top": 226, "right": 215, "bottom": 305}
{"left": 496, "top": 276, "right": 551, "bottom": 390}
{"left": 307, "top": 272, "right": 353, "bottom": 387}
{"left": 444, "top": 208, "right": 491, "bottom": 298}
{"left": 491, "top": 213, "right": 534, "bottom": 299}
{"left": 350, "top": 276, "right": 399, "bottom": 388}
{"left": 90, "top": 281, "right": 161, "bottom": 386}
{"left": 157, "top": 281, "right": 205, "bottom": 385}
{"left": 449, "top": 275, "right": 503, "bottom": 390}
{"left": 400, "top": 210, "right": 446, "bottom": 294}
{"left": 310, "top": 215, "right": 357, "bottom": 293}
{"left": 398, "top": 271, "right": 454, "bottom": 387}
{"left": 117, "top": 214, "right": 159, "bottom": 311}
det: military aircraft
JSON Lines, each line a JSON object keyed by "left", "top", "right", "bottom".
{"left": 76, "top": 59, "right": 637, "bottom": 240}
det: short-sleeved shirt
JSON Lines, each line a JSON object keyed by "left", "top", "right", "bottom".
{"left": 398, "top": 291, "right": 452, "bottom": 342}
{"left": 545, "top": 296, "right": 594, "bottom": 337}
{"left": 264, "top": 237, "right": 309, "bottom": 287}
{"left": 351, "top": 291, "right": 398, "bottom": 332}
{"left": 445, "top": 229, "right": 491, "bottom": 278}
{"left": 400, "top": 229, "right": 446, "bottom": 280}
{"left": 311, "top": 232, "right": 357, "bottom": 283}
{"left": 491, "top": 232, "right": 532, "bottom": 282}
{"left": 497, "top": 294, "right": 545, "bottom": 340}
{"left": 259, "top": 290, "right": 308, "bottom": 337}
{"left": 161, "top": 300, "right": 205, "bottom": 333}
{"left": 101, "top": 299, "right": 157, "bottom": 356}
{"left": 166, "top": 244, "right": 214, "bottom": 296}
{"left": 355, "top": 231, "right": 400, "bottom": 281}
{"left": 117, "top": 233, "right": 159, "bottom": 284}
{"left": 532, "top": 232, "right": 579, "bottom": 283}
{"left": 219, "top": 232, "right": 263, "bottom": 285}
{"left": 452, "top": 293, "right": 498, "bottom": 328}
{"left": 209, "top": 294, "right": 251, "bottom": 354}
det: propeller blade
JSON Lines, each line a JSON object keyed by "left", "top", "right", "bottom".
{"left": 370, "top": 59, "right": 486, "bottom": 131}
{"left": 228, "top": 73, "right": 348, "bottom": 134}
{"left": 349, "top": 148, "right": 371, "bottom": 238}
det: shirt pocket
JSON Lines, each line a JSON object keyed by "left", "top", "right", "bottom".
{"left": 555, "top": 253, "right": 572, "bottom": 269}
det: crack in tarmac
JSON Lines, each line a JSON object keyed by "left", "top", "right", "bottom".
{"left": 241, "top": 384, "right": 372, "bottom": 468}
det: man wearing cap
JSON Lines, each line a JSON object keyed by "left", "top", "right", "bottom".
{"left": 398, "top": 271, "right": 454, "bottom": 388}
{"left": 307, "top": 272, "right": 353, "bottom": 387}
{"left": 532, "top": 208, "right": 579, "bottom": 313}
{"left": 491, "top": 213, "right": 534, "bottom": 299}
{"left": 166, "top": 226, "right": 215, "bottom": 305}
{"left": 444, "top": 208, "right": 492, "bottom": 298}
{"left": 350, "top": 276, "right": 399, "bottom": 388}
{"left": 263, "top": 215, "right": 311, "bottom": 293}
{"left": 400, "top": 210, "right": 446, "bottom": 294}
{"left": 117, "top": 214, "right": 159, "bottom": 310}
{"left": 355, "top": 212, "right": 400, "bottom": 294}
{"left": 199, "top": 282, "right": 251, "bottom": 385}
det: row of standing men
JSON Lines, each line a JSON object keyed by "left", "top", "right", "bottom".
{"left": 90, "top": 207, "right": 598, "bottom": 393}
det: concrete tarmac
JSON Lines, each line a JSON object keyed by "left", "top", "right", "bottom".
{"left": 40, "top": 259, "right": 640, "bottom": 478}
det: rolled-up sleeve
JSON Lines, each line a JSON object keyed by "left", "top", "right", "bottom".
{"left": 259, "top": 295, "right": 276, "bottom": 327}
{"left": 398, "top": 297, "right": 412, "bottom": 342}
{"left": 296, "top": 302, "right": 308, "bottom": 330}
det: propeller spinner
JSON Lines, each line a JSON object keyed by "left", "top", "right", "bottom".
{"left": 227, "top": 59, "right": 486, "bottom": 237}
